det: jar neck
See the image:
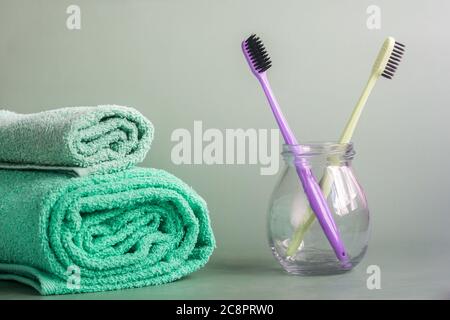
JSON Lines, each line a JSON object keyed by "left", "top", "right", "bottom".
{"left": 281, "top": 142, "right": 355, "bottom": 166}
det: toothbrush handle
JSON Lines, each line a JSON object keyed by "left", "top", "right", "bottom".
{"left": 258, "top": 73, "right": 298, "bottom": 145}
{"left": 295, "top": 164, "right": 347, "bottom": 261}
{"left": 257, "top": 73, "right": 348, "bottom": 262}
{"left": 340, "top": 74, "right": 378, "bottom": 143}
{"left": 286, "top": 74, "right": 380, "bottom": 256}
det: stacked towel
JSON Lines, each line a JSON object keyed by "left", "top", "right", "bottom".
{"left": 0, "top": 106, "right": 215, "bottom": 295}
{"left": 0, "top": 106, "right": 153, "bottom": 175}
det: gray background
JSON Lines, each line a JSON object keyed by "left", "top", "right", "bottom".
{"left": 1, "top": 0, "right": 449, "bottom": 299}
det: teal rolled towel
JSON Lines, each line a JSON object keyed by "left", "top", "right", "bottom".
{"left": 0, "top": 167, "right": 215, "bottom": 295}
{"left": 0, "top": 106, "right": 153, "bottom": 174}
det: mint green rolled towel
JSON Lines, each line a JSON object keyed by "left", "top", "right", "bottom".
{"left": 0, "top": 167, "right": 215, "bottom": 295}
{"left": 0, "top": 106, "right": 153, "bottom": 174}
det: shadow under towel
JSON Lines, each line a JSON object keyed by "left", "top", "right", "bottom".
{"left": 0, "top": 105, "right": 153, "bottom": 175}
{"left": 0, "top": 167, "right": 215, "bottom": 295}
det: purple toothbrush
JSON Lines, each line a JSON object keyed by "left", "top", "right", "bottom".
{"left": 242, "top": 34, "right": 349, "bottom": 263}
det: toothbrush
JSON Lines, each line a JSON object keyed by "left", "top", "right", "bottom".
{"left": 286, "top": 37, "right": 405, "bottom": 256}
{"left": 242, "top": 34, "right": 349, "bottom": 263}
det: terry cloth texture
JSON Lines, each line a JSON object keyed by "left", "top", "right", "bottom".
{"left": 0, "top": 167, "right": 215, "bottom": 295}
{"left": 0, "top": 106, "right": 153, "bottom": 174}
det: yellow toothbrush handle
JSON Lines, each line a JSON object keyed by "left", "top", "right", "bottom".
{"left": 339, "top": 75, "right": 378, "bottom": 143}
{"left": 286, "top": 74, "right": 379, "bottom": 257}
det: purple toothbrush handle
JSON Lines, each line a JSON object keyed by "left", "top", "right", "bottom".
{"left": 256, "top": 73, "right": 349, "bottom": 263}
{"left": 295, "top": 164, "right": 348, "bottom": 262}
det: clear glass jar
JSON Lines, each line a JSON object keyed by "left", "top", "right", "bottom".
{"left": 268, "top": 142, "right": 370, "bottom": 275}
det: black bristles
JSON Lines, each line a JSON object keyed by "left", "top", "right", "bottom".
{"left": 385, "top": 66, "right": 396, "bottom": 73}
{"left": 387, "top": 63, "right": 397, "bottom": 69}
{"left": 382, "top": 40, "right": 405, "bottom": 79}
{"left": 244, "top": 34, "right": 272, "bottom": 73}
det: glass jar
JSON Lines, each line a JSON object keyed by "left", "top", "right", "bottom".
{"left": 268, "top": 142, "right": 370, "bottom": 275}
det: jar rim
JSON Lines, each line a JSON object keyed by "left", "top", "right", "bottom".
{"left": 281, "top": 142, "right": 355, "bottom": 158}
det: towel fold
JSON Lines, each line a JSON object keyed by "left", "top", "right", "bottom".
{"left": 0, "top": 105, "right": 153, "bottom": 174}
{"left": 0, "top": 167, "right": 215, "bottom": 295}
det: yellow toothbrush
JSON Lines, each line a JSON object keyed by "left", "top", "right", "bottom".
{"left": 286, "top": 37, "right": 405, "bottom": 256}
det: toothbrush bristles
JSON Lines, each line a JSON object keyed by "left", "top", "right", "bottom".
{"left": 244, "top": 34, "right": 272, "bottom": 73}
{"left": 382, "top": 41, "right": 405, "bottom": 79}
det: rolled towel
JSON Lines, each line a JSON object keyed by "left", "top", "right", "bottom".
{"left": 0, "top": 167, "right": 215, "bottom": 295}
{"left": 0, "top": 105, "right": 153, "bottom": 174}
